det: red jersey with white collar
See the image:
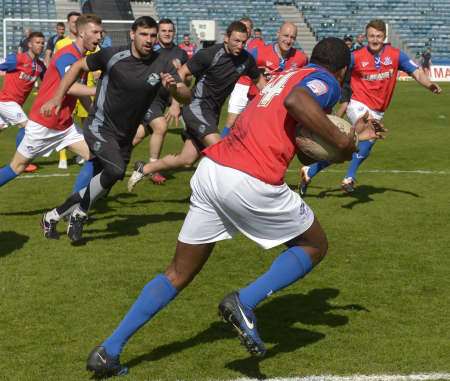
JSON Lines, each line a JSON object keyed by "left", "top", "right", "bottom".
{"left": 29, "top": 43, "right": 84, "bottom": 130}
{"left": 205, "top": 65, "right": 341, "bottom": 185}
{"left": 350, "top": 45, "right": 418, "bottom": 112}
{"left": 178, "top": 42, "right": 197, "bottom": 59}
{"left": 0, "top": 52, "right": 46, "bottom": 105}
{"left": 248, "top": 44, "right": 308, "bottom": 98}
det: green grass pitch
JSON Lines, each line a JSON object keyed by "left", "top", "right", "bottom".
{"left": 0, "top": 82, "right": 449, "bottom": 380}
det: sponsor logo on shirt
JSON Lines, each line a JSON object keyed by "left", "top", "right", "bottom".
{"left": 362, "top": 68, "right": 394, "bottom": 81}
{"left": 236, "top": 63, "right": 247, "bottom": 75}
{"left": 305, "top": 79, "right": 328, "bottom": 96}
{"left": 146, "top": 73, "right": 161, "bottom": 86}
{"left": 18, "top": 72, "right": 38, "bottom": 82}
{"left": 361, "top": 61, "right": 369, "bottom": 68}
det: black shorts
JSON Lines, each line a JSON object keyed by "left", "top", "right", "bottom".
{"left": 181, "top": 104, "right": 219, "bottom": 151}
{"left": 143, "top": 95, "right": 169, "bottom": 126}
{"left": 84, "top": 126, "right": 133, "bottom": 181}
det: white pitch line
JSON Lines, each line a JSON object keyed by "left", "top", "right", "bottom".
{"left": 286, "top": 169, "right": 450, "bottom": 175}
{"left": 16, "top": 173, "right": 71, "bottom": 179}
{"left": 230, "top": 373, "right": 450, "bottom": 381}
{"left": 14, "top": 168, "right": 450, "bottom": 181}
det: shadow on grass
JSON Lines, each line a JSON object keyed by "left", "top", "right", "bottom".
{"left": 126, "top": 288, "right": 368, "bottom": 378}
{"left": 318, "top": 185, "right": 419, "bottom": 209}
{"left": 83, "top": 211, "right": 186, "bottom": 242}
{"left": 294, "top": 184, "right": 420, "bottom": 209}
{"left": 0, "top": 231, "right": 29, "bottom": 257}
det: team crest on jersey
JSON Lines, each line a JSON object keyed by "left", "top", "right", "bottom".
{"left": 383, "top": 56, "right": 392, "bottom": 65}
{"left": 236, "top": 64, "right": 246, "bottom": 74}
{"left": 146, "top": 73, "right": 160, "bottom": 86}
{"left": 305, "top": 79, "right": 328, "bottom": 96}
{"left": 93, "top": 141, "right": 102, "bottom": 152}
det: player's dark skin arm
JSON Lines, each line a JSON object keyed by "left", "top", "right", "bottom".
{"left": 284, "top": 87, "right": 356, "bottom": 155}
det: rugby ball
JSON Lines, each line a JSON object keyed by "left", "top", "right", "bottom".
{"left": 295, "top": 115, "right": 357, "bottom": 164}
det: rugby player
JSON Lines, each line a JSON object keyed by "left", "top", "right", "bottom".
{"left": 0, "top": 15, "right": 102, "bottom": 188}
{"left": 41, "top": 16, "right": 191, "bottom": 242}
{"left": 84, "top": 37, "right": 383, "bottom": 378}
{"left": 223, "top": 21, "right": 308, "bottom": 136}
{"left": 132, "top": 18, "right": 190, "bottom": 184}
{"left": 127, "top": 21, "right": 266, "bottom": 192}
{"left": 0, "top": 31, "right": 46, "bottom": 173}
{"left": 300, "top": 19, "right": 441, "bottom": 194}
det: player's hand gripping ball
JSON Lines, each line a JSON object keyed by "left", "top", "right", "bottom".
{"left": 296, "top": 115, "right": 358, "bottom": 164}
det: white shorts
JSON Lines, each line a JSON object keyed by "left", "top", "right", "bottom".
{"left": 17, "top": 119, "right": 85, "bottom": 159}
{"left": 178, "top": 157, "right": 315, "bottom": 250}
{"left": 0, "top": 101, "right": 28, "bottom": 128}
{"left": 346, "top": 99, "right": 384, "bottom": 125}
{"left": 227, "top": 83, "right": 250, "bottom": 115}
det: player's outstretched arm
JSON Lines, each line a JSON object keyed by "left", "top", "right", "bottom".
{"left": 40, "top": 57, "right": 92, "bottom": 116}
{"left": 285, "top": 87, "right": 356, "bottom": 159}
{"left": 411, "top": 68, "right": 442, "bottom": 94}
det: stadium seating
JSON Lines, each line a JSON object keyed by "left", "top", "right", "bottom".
{"left": 0, "top": 0, "right": 58, "bottom": 56}
{"left": 277, "top": 0, "right": 450, "bottom": 60}
{"left": 153, "top": 0, "right": 284, "bottom": 44}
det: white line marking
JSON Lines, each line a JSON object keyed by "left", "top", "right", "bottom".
{"left": 17, "top": 173, "right": 71, "bottom": 179}
{"left": 286, "top": 169, "right": 450, "bottom": 175}
{"left": 231, "top": 373, "right": 450, "bottom": 381}
{"left": 14, "top": 168, "right": 450, "bottom": 181}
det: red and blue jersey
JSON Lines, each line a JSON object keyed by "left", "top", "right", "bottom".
{"left": 350, "top": 44, "right": 418, "bottom": 112}
{"left": 0, "top": 52, "right": 46, "bottom": 105}
{"left": 205, "top": 64, "right": 340, "bottom": 185}
{"left": 29, "top": 43, "right": 84, "bottom": 130}
{"left": 239, "top": 44, "right": 308, "bottom": 98}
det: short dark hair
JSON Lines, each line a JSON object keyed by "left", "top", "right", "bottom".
{"left": 67, "top": 11, "right": 81, "bottom": 21}
{"left": 254, "top": 28, "right": 262, "bottom": 33}
{"left": 29, "top": 31, "right": 45, "bottom": 40}
{"left": 158, "top": 18, "right": 174, "bottom": 27}
{"left": 132, "top": 16, "right": 158, "bottom": 31}
{"left": 183, "top": 33, "right": 190, "bottom": 37}
{"left": 310, "top": 37, "right": 350, "bottom": 73}
{"left": 226, "top": 21, "right": 248, "bottom": 37}
{"left": 56, "top": 22, "right": 65, "bottom": 28}
{"left": 343, "top": 34, "right": 353, "bottom": 42}
{"left": 76, "top": 14, "right": 102, "bottom": 30}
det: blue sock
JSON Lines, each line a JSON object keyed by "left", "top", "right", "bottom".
{"left": 102, "top": 274, "right": 178, "bottom": 358}
{"left": 345, "top": 140, "right": 376, "bottom": 180}
{"left": 72, "top": 160, "right": 94, "bottom": 193}
{"left": 221, "top": 126, "right": 231, "bottom": 138}
{"left": 239, "top": 246, "right": 313, "bottom": 310}
{"left": 15, "top": 128, "right": 25, "bottom": 148}
{"left": 0, "top": 165, "right": 18, "bottom": 187}
{"left": 308, "top": 160, "right": 331, "bottom": 178}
